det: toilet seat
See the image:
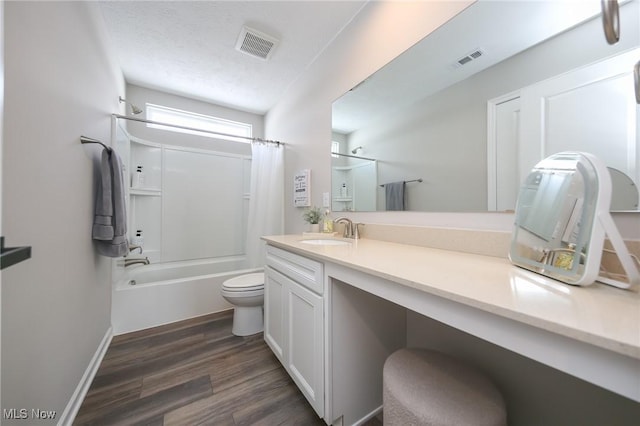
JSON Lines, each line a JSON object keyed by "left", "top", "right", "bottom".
{"left": 222, "top": 272, "right": 264, "bottom": 292}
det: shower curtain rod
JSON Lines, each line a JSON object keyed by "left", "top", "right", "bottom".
{"left": 112, "top": 114, "right": 284, "bottom": 146}
{"left": 332, "top": 152, "right": 376, "bottom": 161}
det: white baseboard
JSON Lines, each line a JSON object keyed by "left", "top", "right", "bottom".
{"left": 354, "top": 405, "right": 383, "bottom": 426}
{"left": 57, "top": 326, "right": 113, "bottom": 426}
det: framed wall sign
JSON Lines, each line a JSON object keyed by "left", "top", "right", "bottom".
{"left": 294, "top": 169, "right": 311, "bottom": 207}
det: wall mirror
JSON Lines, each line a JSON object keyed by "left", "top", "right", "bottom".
{"left": 509, "top": 151, "right": 639, "bottom": 288}
{"left": 331, "top": 0, "right": 640, "bottom": 213}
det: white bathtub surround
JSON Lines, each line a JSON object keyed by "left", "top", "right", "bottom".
{"left": 114, "top": 124, "right": 266, "bottom": 335}
{"left": 112, "top": 256, "right": 261, "bottom": 334}
{"left": 162, "top": 146, "right": 250, "bottom": 262}
{"left": 245, "top": 140, "right": 284, "bottom": 268}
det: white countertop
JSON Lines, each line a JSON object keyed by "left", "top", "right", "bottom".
{"left": 263, "top": 235, "right": 640, "bottom": 360}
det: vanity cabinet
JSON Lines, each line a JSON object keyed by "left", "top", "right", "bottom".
{"left": 264, "top": 245, "right": 325, "bottom": 418}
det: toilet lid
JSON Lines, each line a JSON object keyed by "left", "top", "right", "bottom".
{"left": 222, "top": 272, "right": 264, "bottom": 291}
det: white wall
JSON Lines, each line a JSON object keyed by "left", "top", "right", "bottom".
{"left": 266, "top": 0, "right": 640, "bottom": 238}
{"left": 0, "top": 0, "right": 4, "bottom": 412}
{"left": 2, "top": 2, "right": 124, "bottom": 423}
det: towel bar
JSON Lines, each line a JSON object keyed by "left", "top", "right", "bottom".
{"left": 380, "top": 178, "right": 423, "bottom": 187}
{"left": 80, "top": 136, "right": 111, "bottom": 153}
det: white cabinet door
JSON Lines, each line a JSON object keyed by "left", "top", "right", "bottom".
{"left": 519, "top": 47, "right": 639, "bottom": 187}
{"left": 264, "top": 266, "right": 286, "bottom": 363}
{"left": 287, "top": 279, "right": 324, "bottom": 416}
{"left": 265, "top": 246, "right": 325, "bottom": 418}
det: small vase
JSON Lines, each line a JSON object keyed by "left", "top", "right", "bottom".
{"left": 309, "top": 223, "right": 320, "bottom": 233}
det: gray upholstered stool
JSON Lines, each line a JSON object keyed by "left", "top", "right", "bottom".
{"left": 383, "top": 348, "right": 507, "bottom": 426}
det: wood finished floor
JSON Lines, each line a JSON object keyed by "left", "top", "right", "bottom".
{"left": 74, "top": 310, "right": 326, "bottom": 425}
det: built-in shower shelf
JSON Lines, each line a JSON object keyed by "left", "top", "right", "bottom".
{"left": 130, "top": 188, "right": 162, "bottom": 196}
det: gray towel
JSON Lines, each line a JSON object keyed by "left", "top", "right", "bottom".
{"left": 93, "top": 148, "right": 128, "bottom": 257}
{"left": 385, "top": 181, "right": 405, "bottom": 211}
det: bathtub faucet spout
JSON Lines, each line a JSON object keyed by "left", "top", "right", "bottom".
{"left": 124, "top": 257, "right": 150, "bottom": 267}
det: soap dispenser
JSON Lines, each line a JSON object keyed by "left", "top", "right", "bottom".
{"left": 131, "top": 229, "right": 144, "bottom": 247}
{"left": 323, "top": 209, "right": 334, "bottom": 233}
{"left": 132, "top": 166, "right": 145, "bottom": 188}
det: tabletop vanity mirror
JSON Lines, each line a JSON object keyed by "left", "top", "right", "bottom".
{"left": 509, "top": 152, "right": 639, "bottom": 289}
{"left": 331, "top": 0, "right": 640, "bottom": 213}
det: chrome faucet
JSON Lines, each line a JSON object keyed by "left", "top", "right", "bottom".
{"left": 129, "top": 244, "right": 143, "bottom": 254}
{"left": 334, "top": 217, "right": 353, "bottom": 238}
{"left": 334, "top": 217, "right": 364, "bottom": 239}
{"left": 353, "top": 222, "right": 364, "bottom": 239}
{"left": 124, "top": 257, "right": 150, "bottom": 267}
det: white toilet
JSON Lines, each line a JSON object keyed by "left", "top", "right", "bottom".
{"left": 220, "top": 272, "right": 265, "bottom": 336}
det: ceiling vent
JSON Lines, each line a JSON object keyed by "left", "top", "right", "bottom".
{"left": 453, "top": 48, "right": 484, "bottom": 68}
{"left": 235, "top": 26, "right": 279, "bottom": 61}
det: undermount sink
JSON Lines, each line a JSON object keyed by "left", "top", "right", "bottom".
{"left": 300, "top": 239, "right": 351, "bottom": 246}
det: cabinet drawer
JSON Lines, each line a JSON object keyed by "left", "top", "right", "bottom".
{"left": 266, "top": 245, "right": 324, "bottom": 294}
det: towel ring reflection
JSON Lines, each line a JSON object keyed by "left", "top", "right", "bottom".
{"left": 601, "top": 0, "right": 620, "bottom": 45}
{"left": 634, "top": 60, "right": 640, "bottom": 104}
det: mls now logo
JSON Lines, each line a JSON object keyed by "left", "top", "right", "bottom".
{"left": 3, "top": 409, "right": 28, "bottom": 419}
{"left": 3, "top": 408, "right": 57, "bottom": 420}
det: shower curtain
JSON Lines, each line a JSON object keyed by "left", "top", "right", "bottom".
{"left": 245, "top": 141, "right": 284, "bottom": 268}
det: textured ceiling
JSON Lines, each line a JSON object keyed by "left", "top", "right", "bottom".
{"left": 98, "top": 1, "right": 367, "bottom": 114}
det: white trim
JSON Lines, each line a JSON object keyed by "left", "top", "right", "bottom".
{"left": 486, "top": 90, "right": 520, "bottom": 211}
{"left": 162, "top": 143, "right": 251, "bottom": 160}
{"left": 353, "top": 406, "right": 383, "bottom": 426}
{"left": 57, "top": 326, "right": 113, "bottom": 426}
{"left": 331, "top": 140, "right": 340, "bottom": 158}
{"left": 130, "top": 135, "right": 162, "bottom": 148}
{"left": 145, "top": 103, "right": 252, "bottom": 143}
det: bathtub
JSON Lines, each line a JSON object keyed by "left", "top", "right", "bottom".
{"left": 112, "top": 256, "right": 262, "bottom": 335}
